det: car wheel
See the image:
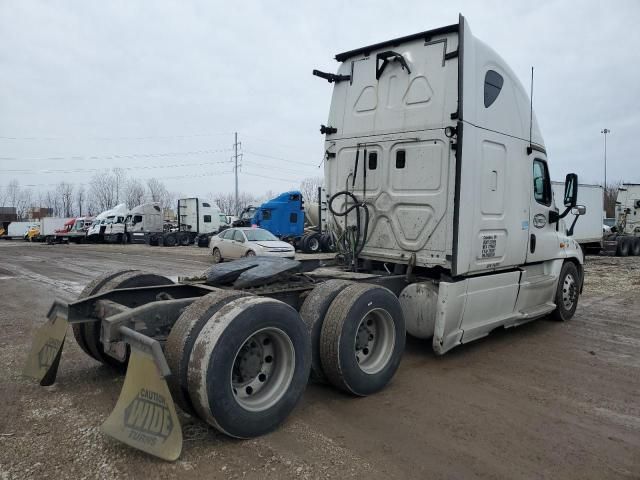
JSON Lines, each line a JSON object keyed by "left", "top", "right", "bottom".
{"left": 245, "top": 250, "right": 256, "bottom": 257}
{"left": 212, "top": 247, "right": 223, "bottom": 263}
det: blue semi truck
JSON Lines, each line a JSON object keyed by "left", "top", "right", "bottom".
{"left": 234, "top": 190, "right": 333, "bottom": 253}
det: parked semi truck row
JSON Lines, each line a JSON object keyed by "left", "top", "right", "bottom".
{"left": 604, "top": 183, "right": 640, "bottom": 256}
{"left": 127, "top": 199, "right": 229, "bottom": 246}
{"left": 26, "top": 15, "right": 587, "bottom": 461}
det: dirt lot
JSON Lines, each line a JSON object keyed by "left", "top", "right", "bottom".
{"left": 0, "top": 242, "right": 638, "bottom": 479}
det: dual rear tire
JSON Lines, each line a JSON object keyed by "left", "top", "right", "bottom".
{"left": 166, "top": 294, "right": 311, "bottom": 438}
{"left": 301, "top": 282, "right": 406, "bottom": 396}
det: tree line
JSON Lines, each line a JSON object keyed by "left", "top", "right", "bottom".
{"left": 0, "top": 170, "right": 323, "bottom": 220}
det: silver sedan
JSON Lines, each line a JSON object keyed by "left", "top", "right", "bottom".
{"left": 209, "top": 227, "right": 295, "bottom": 263}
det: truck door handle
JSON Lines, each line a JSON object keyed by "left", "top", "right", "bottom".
{"left": 530, "top": 234, "right": 536, "bottom": 253}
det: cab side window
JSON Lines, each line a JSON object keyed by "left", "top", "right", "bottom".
{"left": 532, "top": 159, "right": 551, "bottom": 206}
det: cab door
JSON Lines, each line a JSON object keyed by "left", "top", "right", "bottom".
{"left": 526, "top": 158, "right": 560, "bottom": 262}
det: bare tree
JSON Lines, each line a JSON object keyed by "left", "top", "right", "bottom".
{"left": 90, "top": 171, "right": 118, "bottom": 212}
{"left": 57, "top": 182, "right": 74, "bottom": 217}
{"left": 75, "top": 186, "right": 86, "bottom": 216}
{"left": 212, "top": 192, "right": 235, "bottom": 215}
{"left": 113, "top": 167, "right": 127, "bottom": 204}
{"left": 299, "top": 176, "right": 324, "bottom": 203}
{"left": 604, "top": 180, "right": 622, "bottom": 218}
{"left": 146, "top": 178, "right": 173, "bottom": 210}
{"left": 212, "top": 191, "right": 257, "bottom": 216}
{"left": 6, "top": 179, "right": 20, "bottom": 209}
{"left": 123, "top": 178, "right": 145, "bottom": 209}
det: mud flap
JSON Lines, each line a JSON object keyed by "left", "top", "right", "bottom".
{"left": 23, "top": 301, "right": 69, "bottom": 386}
{"left": 101, "top": 327, "right": 182, "bottom": 461}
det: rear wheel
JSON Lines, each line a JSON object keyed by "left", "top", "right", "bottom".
{"left": 187, "top": 297, "right": 310, "bottom": 438}
{"left": 299, "top": 280, "right": 353, "bottom": 381}
{"left": 72, "top": 270, "right": 174, "bottom": 369}
{"left": 165, "top": 290, "right": 251, "bottom": 414}
{"left": 551, "top": 261, "right": 580, "bottom": 321}
{"left": 305, "top": 233, "right": 321, "bottom": 254}
{"left": 616, "top": 237, "right": 630, "bottom": 256}
{"left": 211, "top": 247, "right": 223, "bottom": 263}
{"left": 245, "top": 250, "right": 256, "bottom": 257}
{"left": 179, "top": 233, "right": 190, "bottom": 246}
{"left": 320, "top": 283, "right": 405, "bottom": 396}
{"left": 164, "top": 234, "right": 177, "bottom": 247}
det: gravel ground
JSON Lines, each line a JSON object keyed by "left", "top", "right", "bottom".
{"left": 0, "top": 242, "right": 638, "bottom": 479}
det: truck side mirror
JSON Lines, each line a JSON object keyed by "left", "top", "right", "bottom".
{"left": 563, "top": 173, "right": 578, "bottom": 207}
{"left": 571, "top": 205, "right": 586, "bottom": 216}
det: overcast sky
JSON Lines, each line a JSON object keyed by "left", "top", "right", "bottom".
{"left": 1, "top": 0, "right": 638, "bottom": 200}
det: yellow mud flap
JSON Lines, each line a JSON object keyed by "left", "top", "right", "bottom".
{"left": 101, "top": 327, "right": 182, "bottom": 461}
{"left": 23, "top": 301, "right": 69, "bottom": 386}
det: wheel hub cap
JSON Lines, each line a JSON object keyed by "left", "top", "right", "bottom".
{"left": 562, "top": 273, "right": 577, "bottom": 310}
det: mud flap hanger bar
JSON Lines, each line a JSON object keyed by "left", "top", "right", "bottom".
{"left": 119, "top": 326, "right": 171, "bottom": 377}
{"left": 376, "top": 51, "right": 411, "bottom": 80}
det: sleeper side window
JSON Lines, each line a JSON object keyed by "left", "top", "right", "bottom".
{"left": 396, "top": 150, "right": 406, "bottom": 169}
{"left": 290, "top": 213, "right": 298, "bottom": 223}
{"left": 484, "top": 70, "right": 504, "bottom": 108}
{"left": 262, "top": 209, "right": 272, "bottom": 220}
{"left": 203, "top": 215, "right": 211, "bottom": 223}
{"left": 532, "top": 159, "right": 552, "bottom": 206}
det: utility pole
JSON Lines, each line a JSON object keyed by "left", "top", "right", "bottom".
{"left": 601, "top": 128, "right": 610, "bottom": 214}
{"left": 233, "top": 132, "right": 242, "bottom": 215}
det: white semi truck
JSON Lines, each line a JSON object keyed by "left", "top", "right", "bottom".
{"left": 552, "top": 182, "right": 603, "bottom": 253}
{"left": 25, "top": 16, "right": 586, "bottom": 461}
{"left": 126, "top": 199, "right": 227, "bottom": 246}
{"left": 87, "top": 203, "right": 129, "bottom": 243}
{"left": 604, "top": 183, "right": 640, "bottom": 255}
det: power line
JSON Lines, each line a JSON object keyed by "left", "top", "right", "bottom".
{"left": 242, "top": 159, "right": 317, "bottom": 176}
{"left": 0, "top": 147, "right": 233, "bottom": 163}
{"left": 1, "top": 159, "right": 233, "bottom": 175}
{"left": 242, "top": 149, "right": 317, "bottom": 167}
{"left": 0, "top": 132, "right": 233, "bottom": 141}
{"left": 20, "top": 169, "right": 235, "bottom": 188}
{"left": 242, "top": 171, "right": 301, "bottom": 184}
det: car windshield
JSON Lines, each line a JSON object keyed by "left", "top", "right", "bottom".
{"left": 244, "top": 229, "right": 278, "bottom": 242}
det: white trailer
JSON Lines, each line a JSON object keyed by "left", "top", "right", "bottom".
{"left": 36, "top": 217, "right": 73, "bottom": 242}
{"left": 177, "top": 198, "right": 228, "bottom": 247}
{"left": 552, "top": 182, "right": 603, "bottom": 252}
{"left": 604, "top": 183, "right": 640, "bottom": 255}
{"left": 26, "top": 16, "right": 587, "bottom": 461}
{"left": 6, "top": 221, "right": 34, "bottom": 239}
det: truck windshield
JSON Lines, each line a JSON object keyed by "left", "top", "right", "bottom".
{"left": 244, "top": 229, "right": 278, "bottom": 242}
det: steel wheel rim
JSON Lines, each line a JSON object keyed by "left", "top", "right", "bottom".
{"left": 230, "top": 327, "right": 295, "bottom": 412}
{"left": 353, "top": 308, "right": 395, "bottom": 374}
{"left": 308, "top": 238, "right": 319, "bottom": 251}
{"left": 562, "top": 273, "right": 577, "bottom": 310}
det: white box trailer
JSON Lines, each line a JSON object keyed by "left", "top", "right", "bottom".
{"left": 25, "top": 16, "right": 589, "bottom": 461}
{"left": 6, "top": 221, "right": 34, "bottom": 239}
{"left": 552, "top": 182, "right": 603, "bottom": 252}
